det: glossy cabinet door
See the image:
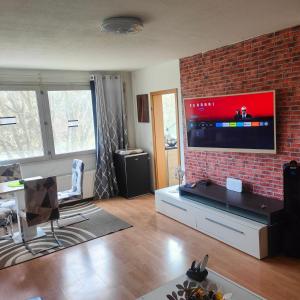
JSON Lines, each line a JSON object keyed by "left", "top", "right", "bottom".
{"left": 155, "top": 187, "right": 268, "bottom": 259}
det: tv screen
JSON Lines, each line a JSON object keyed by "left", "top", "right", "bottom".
{"left": 184, "top": 91, "right": 276, "bottom": 153}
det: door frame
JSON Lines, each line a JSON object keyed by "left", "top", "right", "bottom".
{"left": 150, "top": 88, "right": 181, "bottom": 189}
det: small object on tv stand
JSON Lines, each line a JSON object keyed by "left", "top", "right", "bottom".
{"left": 185, "top": 182, "right": 197, "bottom": 188}
{"left": 174, "top": 166, "right": 185, "bottom": 186}
{"left": 190, "top": 182, "right": 197, "bottom": 188}
{"left": 198, "top": 179, "right": 211, "bottom": 186}
{"left": 226, "top": 177, "right": 242, "bottom": 193}
{"left": 169, "top": 166, "right": 185, "bottom": 193}
{"left": 184, "top": 179, "right": 210, "bottom": 189}
{"left": 186, "top": 254, "right": 209, "bottom": 282}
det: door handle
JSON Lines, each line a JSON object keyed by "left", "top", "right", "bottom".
{"left": 205, "top": 217, "right": 245, "bottom": 235}
{"left": 161, "top": 200, "right": 187, "bottom": 211}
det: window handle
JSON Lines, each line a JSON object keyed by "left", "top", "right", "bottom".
{"left": 0, "top": 117, "right": 16, "bottom": 126}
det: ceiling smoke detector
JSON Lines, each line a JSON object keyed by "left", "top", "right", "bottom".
{"left": 100, "top": 17, "right": 143, "bottom": 34}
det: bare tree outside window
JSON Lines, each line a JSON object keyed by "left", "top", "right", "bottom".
{"left": 48, "top": 90, "right": 95, "bottom": 155}
{"left": 0, "top": 91, "right": 44, "bottom": 161}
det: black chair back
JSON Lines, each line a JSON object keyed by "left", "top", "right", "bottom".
{"left": 24, "top": 177, "right": 59, "bottom": 227}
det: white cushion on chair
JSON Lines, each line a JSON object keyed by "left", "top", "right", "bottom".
{"left": 58, "top": 159, "right": 84, "bottom": 204}
{"left": 58, "top": 190, "right": 81, "bottom": 201}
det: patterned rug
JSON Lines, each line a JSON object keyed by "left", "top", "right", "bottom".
{"left": 0, "top": 201, "right": 132, "bottom": 270}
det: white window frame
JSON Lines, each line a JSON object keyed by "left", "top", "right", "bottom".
{"left": 0, "top": 84, "right": 95, "bottom": 164}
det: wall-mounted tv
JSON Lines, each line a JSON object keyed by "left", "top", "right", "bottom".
{"left": 184, "top": 91, "right": 276, "bottom": 153}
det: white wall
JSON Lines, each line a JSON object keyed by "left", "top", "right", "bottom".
{"left": 131, "top": 59, "right": 184, "bottom": 189}
{"left": 0, "top": 68, "right": 135, "bottom": 179}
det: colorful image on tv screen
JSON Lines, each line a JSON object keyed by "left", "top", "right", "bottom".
{"left": 184, "top": 91, "right": 275, "bottom": 151}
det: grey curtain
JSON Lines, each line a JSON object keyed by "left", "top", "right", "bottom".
{"left": 91, "top": 74, "right": 128, "bottom": 199}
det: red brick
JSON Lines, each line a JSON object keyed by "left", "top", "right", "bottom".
{"left": 180, "top": 25, "right": 300, "bottom": 200}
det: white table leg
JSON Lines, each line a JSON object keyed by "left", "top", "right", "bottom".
{"left": 14, "top": 190, "right": 23, "bottom": 236}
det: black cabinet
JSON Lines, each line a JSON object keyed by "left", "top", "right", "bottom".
{"left": 114, "top": 152, "right": 151, "bottom": 198}
{"left": 283, "top": 162, "right": 300, "bottom": 257}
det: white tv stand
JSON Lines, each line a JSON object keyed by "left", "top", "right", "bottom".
{"left": 155, "top": 186, "right": 269, "bottom": 259}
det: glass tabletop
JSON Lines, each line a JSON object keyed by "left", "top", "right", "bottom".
{"left": 0, "top": 176, "right": 42, "bottom": 195}
{"left": 138, "top": 268, "right": 266, "bottom": 300}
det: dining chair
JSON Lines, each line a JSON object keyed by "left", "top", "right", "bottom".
{"left": 57, "top": 159, "right": 88, "bottom": 227}
{"left": 0, "top": 163, "right": 22, "bottom": 182}
{"left": 0, "top": 163, "right": 22, "bottom": 214}
{"left": 58, "top": 159, "right": 84, "bottom": 203}
{"left": 0, "top": 207, "right": 13, "bottom": 240}
{"left": 20, "top": 177, "right": 61, "bottom": 255}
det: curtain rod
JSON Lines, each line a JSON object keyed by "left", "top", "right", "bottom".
{"left": 90, "top": 74, "right": 120, "bottom": 81}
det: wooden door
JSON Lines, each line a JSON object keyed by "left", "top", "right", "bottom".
{"left": 151, "top": 89, "right": 180, "bottom": 190}
{"left": 151, "top": 93, "right": 168, "bottom": 189}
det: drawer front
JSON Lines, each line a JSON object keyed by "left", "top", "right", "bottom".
{"left": 156, "top": 197, "right": 195, "bottom": 228}
{"left": 196, "top": 209, "right": 267, "bottom": 258}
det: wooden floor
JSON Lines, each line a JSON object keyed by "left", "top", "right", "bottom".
{"left": 0, "top": 195, "right": 300, "bottom": 300}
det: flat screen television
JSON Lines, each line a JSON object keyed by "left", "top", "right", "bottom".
{"left": 184, "top": 91, "right": 276, "bottom": 153}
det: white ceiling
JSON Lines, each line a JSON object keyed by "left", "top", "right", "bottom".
{"left": 0, "top": 0, "right": 300, "bottom": 71}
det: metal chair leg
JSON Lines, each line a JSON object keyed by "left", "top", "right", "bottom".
{"left": 7, "top": 214, "right": 13, "bottom": 236}
{"left": 57, "top": 212, "right": 89, "bottom": 228}
{"left": 23, "top": 220, "right": 62, "bottom": 255}
{"left": 0, "top": 212, "right": 14, "bottom": 241}
{"left": 51, "top": 220, "right": 62, "bottom": 247}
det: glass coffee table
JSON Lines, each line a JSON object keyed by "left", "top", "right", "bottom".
{"left": 137, "top": 268, "right": 266, "bottom": 300}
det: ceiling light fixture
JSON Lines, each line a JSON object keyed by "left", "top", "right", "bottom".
{"left": 100, "top": 17, "right": 143, "bottom": 34}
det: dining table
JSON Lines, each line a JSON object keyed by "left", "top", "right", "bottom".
{"left": 0, "top": 176, "right": 46, "bottom": 243}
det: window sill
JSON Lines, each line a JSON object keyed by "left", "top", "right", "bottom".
{"left": 1, "top": 150, "right": 96, "bottom": 166}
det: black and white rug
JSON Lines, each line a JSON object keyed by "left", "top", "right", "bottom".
{"left": 0, "top": 202, "right": 132, "bottom": 270}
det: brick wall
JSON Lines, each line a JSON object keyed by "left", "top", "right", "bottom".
{"left": 180, "top": 25, "right": 300, "bottom": 200}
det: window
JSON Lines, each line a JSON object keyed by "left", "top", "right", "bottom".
{"left": 0, "top": 87, "right": 95, "bottom": 163}
{"left": 48, "top": 90, "right": 95, "bottom": 155}
{"left": 162, "top": 93, "right": 178, "bottom": 141}
{"left": 0, "top": 90, "right": 44, "bottom": 161}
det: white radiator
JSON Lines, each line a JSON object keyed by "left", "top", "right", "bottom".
{"left": 56, "top": 169, "right": 95, "bottom": 199}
